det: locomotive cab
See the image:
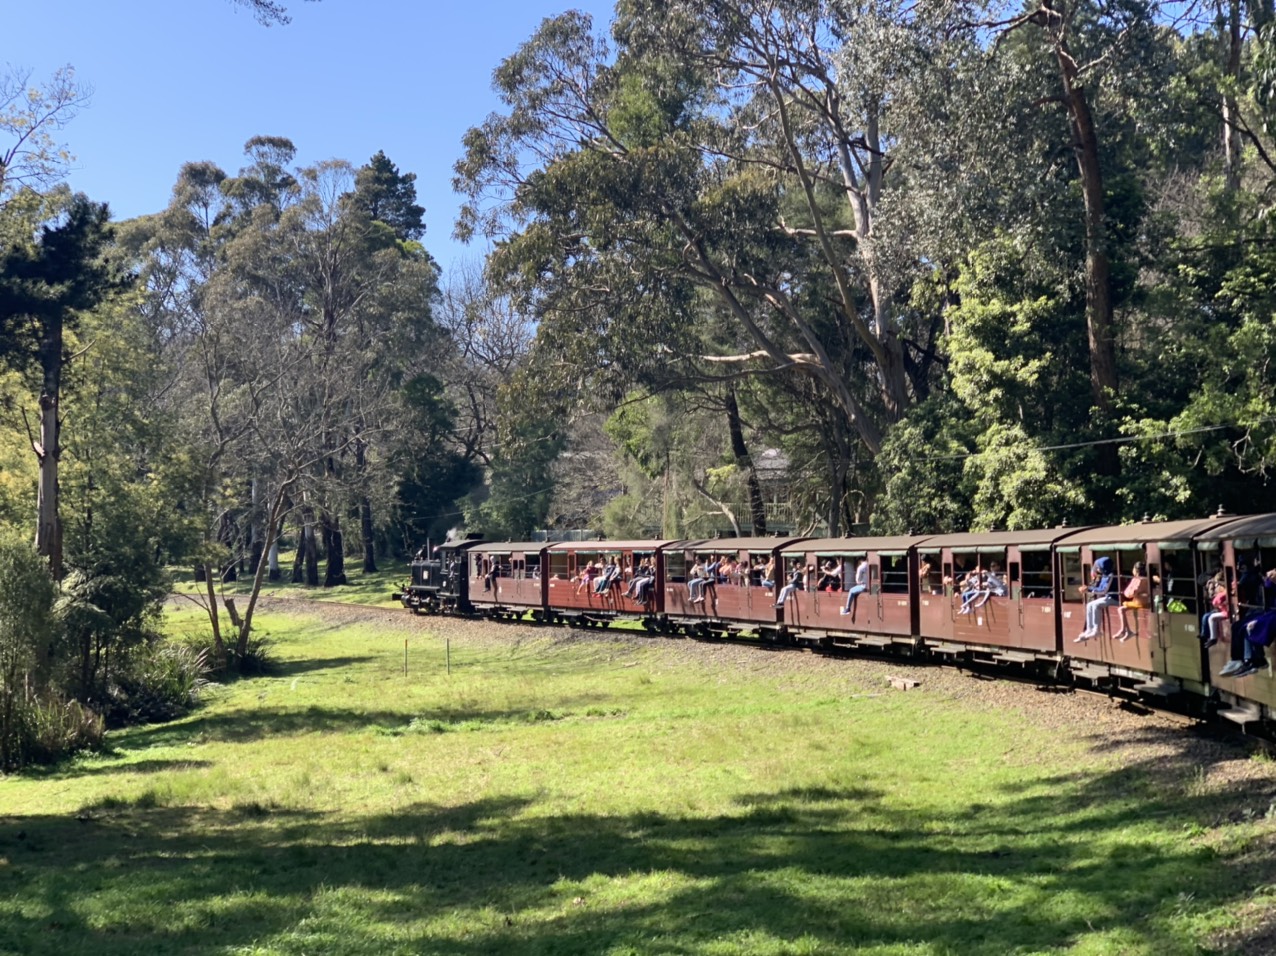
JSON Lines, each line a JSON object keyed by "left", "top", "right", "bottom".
{"left": 398, "top": 542, "right": 473, "bottom": 614}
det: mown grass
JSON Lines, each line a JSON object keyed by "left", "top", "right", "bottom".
{"left": 169, "top": 551, "right": 407, "bottom": 608}
{"left": 2, "top": 607, "right": 1275, "bottom": 955}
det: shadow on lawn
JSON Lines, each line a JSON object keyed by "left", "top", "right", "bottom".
{"left": 3, "top": 734, "right": 1275, "bottom": 956}
{"left": 106, "top": 697, "right": 621, "bottom": 749}
{"left": 272, "top": 654, "right": 378, "bottom": 677}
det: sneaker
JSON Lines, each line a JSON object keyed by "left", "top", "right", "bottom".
{"left": 1118, "top": 632, "right": 1133, "bottom": 642}
{"left": 1202, "top": 637, "right": 1218, "bottom": 649}
{"left": 839, "top": 608, "right": 850, "bottom": 615}
{"left": 1074, "top": 632, "right": 1093, "bottom": 643}
{"left": 1219, "top": 660, "right": 1246, "bottom": 676}
{"left": 1234, "top": 661, "right": 1263, "bottom": 678}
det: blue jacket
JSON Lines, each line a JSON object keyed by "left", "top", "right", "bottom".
{"left": 1087, "top": 557, "right": 1117, "bottom": 597}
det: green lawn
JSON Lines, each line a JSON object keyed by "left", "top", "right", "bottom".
{"left": 169, "top": 553, "right": 408, "bottom": 608}
{"left": 2, "top": 607, "right": 1275, "bottom": 955}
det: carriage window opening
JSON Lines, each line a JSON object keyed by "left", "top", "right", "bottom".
{"left": 918, "top": 556, "right": 941, "bottom": 595}
{"left": 952, "top": 552, "right": 978, "bottom": 574}
{"left": 1060, "top": 553, "right": 1084, "bottom": 603}
{"left": 666, "top": 553, "right": 687, "bottom": 582}
{"left": 1115, "top": 549, "right": 1144, "bottom": 596}
{"left": 1159, "top": 556, "right": 1197, "bottom": 614}
{"left": 880, "top": 555, "right": 909, "bottom": 594}
{"left": 549, "top": 553, "right": 569, "bottom": 579}
{"left": 1020, "top": 551, "right": 1052, "bottom": 599}
{"left": 869, "top": 563, "right": 881, "bottom": 596}
{"left": 525, "top": 555, "right": 541, "bottom": 579}
{"left": 942, "top": 562, "right": 953, "bottom": 595}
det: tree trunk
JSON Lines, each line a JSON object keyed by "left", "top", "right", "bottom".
{"left": 322, "top": 512, "right": 347, "bottom": 587}
{"left": 1222, "top": 0, "right": 1243, "bottom": 191}
{"left": 354, "top": 438, "right": 377, "bottom": 572}
{"left": 219, "top": 512, "right": 238, "bottom": 582}
{"left": 724, "top": 387, "right": 766, "bottom": 536}
{"left": 203, "top": 568, "right": 226, "bottom": 668}
{"left": 247, "top": 479, "right": 264, "bottom": 580}
{"left": 290, "top": 534, "right": 304, "bottom": 583}
{"left": 267, "top": 539, "right": 281, "bottom": 582}
{"left": 302, "top": 504, "right": 319, "bottom": 586}
{"left": 236, "top": 485, "right": 290, "bottom": 661}
{"left": 34, "top": 317, "right": 63, "bottom": 577}
{"left": 361, "top": 496, "right": 377, "bottom": 572}
{"left": 1041, "top": 4, "right": 1118, "bottom": 415}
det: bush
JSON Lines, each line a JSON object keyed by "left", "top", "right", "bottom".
{"left": 104, "top": 639, "right": 211, "bottom": 726}
{"left": 178, "top": 628, "right": 277, "bottom": 680}
{"left": 0, "top": 532, "right": 58, "bottom": 771}
{"left": 14, "top": 695, "right": 105, "bottom": 766}
{"left": 230, "top": 634, "right": 278, "bottom": 677}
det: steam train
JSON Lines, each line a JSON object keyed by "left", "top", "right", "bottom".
{"left": 397, "top": 511, "right": 1276, "bottom": 729}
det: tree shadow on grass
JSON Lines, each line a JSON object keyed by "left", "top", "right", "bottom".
{"left": 105, "top": 697, "right": 624, "bottom": 750}
{"left": 4, "top": 736, "right": 1276, "bottom": 956}
{"left": 271, "top": 654, "right": 378, "bottom": 677}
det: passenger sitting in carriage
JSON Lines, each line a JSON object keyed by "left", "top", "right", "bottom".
{"left": 630, "top": 559, "right": 657, "bottom": 604}
{"left": 1113, "top": 562, "right": 1149, "bottom": 641}
{"left": 1075, "top": 556, "right": 1119, "bottom": 642}
{"left": 958, "top": 562, "right": 1008, "bottom": 614}
{"left": 574, "top": 561, "right": 599, "bottom": 595}
{"left": 690, "top": 556, "right": 721, "bottom": 604}
{"left": 816, "top": 559, "right": 841, "bottom": 592}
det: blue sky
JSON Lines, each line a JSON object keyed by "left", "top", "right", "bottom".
{"left": 7, "top": 0, "right": 616, "bottom": 275}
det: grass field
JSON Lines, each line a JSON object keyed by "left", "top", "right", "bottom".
{"left": 169, "top": 555, "right": 408, "bottom": 609}
{"left": 3, "top": 606, "right": 1276, "bottom": 955}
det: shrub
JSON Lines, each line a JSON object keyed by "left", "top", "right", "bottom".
{"left": 178, "top": 628, "right": 277, "bottom": 680}
{"left": 15, "top": 695, "right": 105, "bottom": 766}
{"left": 230, "top": 634, "right": 278, "bottom": 677}
{"left": 104, "top": 639, "right": 211, "bottom": 726}
{"left": 0, "top": 533, "right": 58, "bottom": 771}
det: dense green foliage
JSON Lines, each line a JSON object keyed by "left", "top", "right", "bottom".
{"left": 10, "top": 2, "right": 1276, "bottom": 735}
{"left": 453, "top": 0, "right": 1276, "bottom": 534}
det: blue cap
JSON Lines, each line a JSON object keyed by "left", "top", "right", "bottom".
{"left": 1095, "top": 557, "right": 1114, "bottom": 574}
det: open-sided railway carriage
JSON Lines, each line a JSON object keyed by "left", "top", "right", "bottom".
{"left": 777, "top": 535, "right": 928, "bottom": 646}
{"left": 464, "top": 542, "right": 544, "bottom": 620}
{"left": 664, "top": 537, "right": 809, "bottom": 635}
{"left": 1195, "top": 513, "right": 1276, "bottom": 723}
{"left": 1051, "top": 517, "right": 1229, "bottom": 694}
{"left": 917, "top": 528, "right": 1079, "bottom": 659}
{"left": 401, "top": 512, "right": 1276, "bottom": 728}
{"left": 540, "top": 540, "right": 677, "bottom": 623}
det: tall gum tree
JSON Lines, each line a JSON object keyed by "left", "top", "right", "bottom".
{"left": 454, "top": 2, "right": 983, "bottom": 458}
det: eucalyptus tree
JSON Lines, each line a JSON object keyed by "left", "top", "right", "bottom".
{"left": 126, "top": 139, "right": 440, "bottom": 658}
{"left": 0, "top": 66, "right": 89, "bottom": 205}
{"left": 455, "top": 1, "right": 988, "bottom": 462}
